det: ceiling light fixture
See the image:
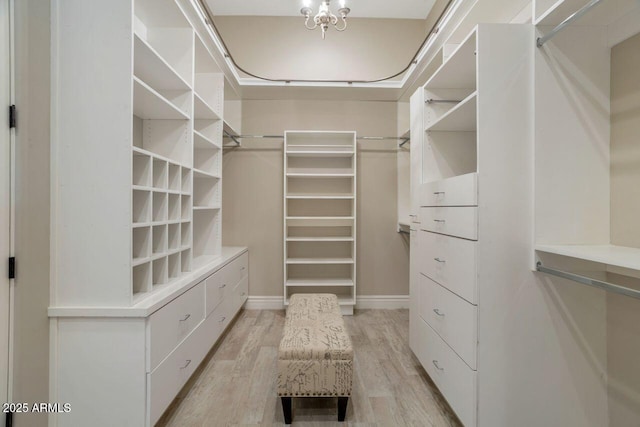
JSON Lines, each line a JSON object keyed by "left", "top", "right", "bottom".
{"left": 300, "top": 0, "right": 350, "bottom": 40}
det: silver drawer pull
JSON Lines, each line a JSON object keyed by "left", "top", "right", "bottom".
{"left": 179, "top": 314, "right": 191, "bottom": 322}
{"left": 219, "top": 284, "right": 226, "bottom": 289}
{"left": 433, "top": 308, "right": 445, "bottom": 317}
{"left": 432, "top": 360, "right": 444, "bottom": 371}
{"left": 434, "top": 258, "right": 446, "bottom": 263}
{"left": 433, "top": 219, "right": 446, "bottom": 223}
{"left": 219, "top": 316, "right": 226, "bottom": 323}
{"left": 433, "top": 191, "right": 445, "bottom": 195}
{"left": 180, "top": 359, "right": 192, "bottom": 370}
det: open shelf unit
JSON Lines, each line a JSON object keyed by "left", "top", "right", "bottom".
{"left": 284, "top": 131, "right": 357, "bottom": 314}
{"left": 128, "top": 2, "right": 224, "bottom": 302}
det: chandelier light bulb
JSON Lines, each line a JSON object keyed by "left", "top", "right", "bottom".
{"left": 300, "top": 0, "right": 350, "bottom": 39}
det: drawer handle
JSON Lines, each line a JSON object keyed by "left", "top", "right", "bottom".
{"left": 179, "top": 314, "right": 191, "bottom": 322}
{"left": 219, "top": 316, "right": 226, "bottom": 323}
{"left": 433, "top": 308, "right": 445, "bottom": 317}
{"left": 433, "top": 219, "right": 446, "bottom": 223}
{"left": 434, "top": 258, "right": 446, "bottom": 263}
{"left": 409, "top": 214, "right": 417, "bottom": 218}
{"left": 180, "top": 359, "right": 192, "bottom": 370}
{"left": 219, "top": 284, "right": 227, "bottom": 289}
{"left": 432, "top": 360, "right": 444, "bottom": 371}
{"left": 433, "top": 191, "right": 445, "bottom": 195}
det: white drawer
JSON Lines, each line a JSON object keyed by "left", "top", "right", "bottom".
{"left": 233, "top": 276, "right": 249, "bottom": 313}
{"left": 149, "top": 318, "right": 212, "bottom": 426}
{"left": 420, "top": 207, "right": 478, "bottom": 240}
{"left": 419, "top": 231, "right": 478, "bottom": 304}
{"left": 205, "top": 269, "right": 227, "bottom": 317}
{"left": 149, "top": 283, "right": 205, "bottom": 371}
{"left": 420, "top": 173, "right": 478, "bottom": 207}
{"left": 420, "top": 318, "right": 477, "bottom": 427}
{"left": 419, "top": 274, "right": 477, "bottom": 369}
{"left": 205, "top": 253, "right": 248, "bottom": 317}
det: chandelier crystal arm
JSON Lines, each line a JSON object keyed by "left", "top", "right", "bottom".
{"left": 334, "top": 7, "right": 349, "bottom": 31}
{"left": 301, "top": 7, "right": 318, "bottom": 30}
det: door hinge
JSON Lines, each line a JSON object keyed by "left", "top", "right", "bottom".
{"left": 8, "top": 257, "right": 15, "bottom": 279}
{"left": 9, "top": 104, "right": 16, "bottom": 128}
{"left": 6, "top": 411, "right": 13, "bottom": 427}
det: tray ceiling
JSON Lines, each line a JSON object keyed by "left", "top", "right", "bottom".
{"left": 206, "top": 0, "right": 437, "bottom": 19}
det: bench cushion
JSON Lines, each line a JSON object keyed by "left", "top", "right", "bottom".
{"left": 279, "top": 294, "right": 353, "bottom": 361}
{"left": 277, "top": 294, "right": 353, "bottom": 397}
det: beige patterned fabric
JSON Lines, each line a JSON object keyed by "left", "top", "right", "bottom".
{"left": 277, "top": 294, "right": 353, "bottom": 397}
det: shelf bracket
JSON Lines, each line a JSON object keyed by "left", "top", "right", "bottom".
{"left": 536, "top": 261, "right": 640, "bottom": 300}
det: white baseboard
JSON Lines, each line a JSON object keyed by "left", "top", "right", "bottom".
{"left": 244, "top": 295, "right": 409, "bottom": 310}
{"left": 244, "top": 296, "right": 284, "bottom": 310}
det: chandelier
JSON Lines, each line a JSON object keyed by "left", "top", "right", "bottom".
{"left": 300, "top": 0, "right": 351, "bottom": 40}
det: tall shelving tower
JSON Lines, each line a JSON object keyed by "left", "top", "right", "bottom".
{"left": 283, "top": 131, "right": 357, "bottom": 315}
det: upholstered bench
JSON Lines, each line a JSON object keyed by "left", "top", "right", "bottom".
{"left": 277, "top": 294, "right": 353, "bottom": 424}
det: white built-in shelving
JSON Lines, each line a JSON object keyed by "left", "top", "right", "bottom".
{"left": 410, "top": 24, "right": 533, "bottom": 427}
{"left": 283, "top": 131, "right": 357, "bottom": 314}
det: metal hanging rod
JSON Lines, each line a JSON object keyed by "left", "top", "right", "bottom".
{"left": 426, "top": 99, "right": 461, "bottom": 103}
{"left": 536, "top": 0, "right": 604, "bottom": 47}
{"left": 223, "top": 129, "right": 241, "bottom": 146}
{"left": 536, "top": 262, "right": 640, "bottom": 300}
{"left": 222, "top": 134, "right": 410, "bottom": 147}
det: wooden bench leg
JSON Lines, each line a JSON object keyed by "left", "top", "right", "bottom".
{"left": 338, "top": 396, "right": 348, "bottom": 422}
{"left": 281, "top": 397, "right": 292, "bottom": 424}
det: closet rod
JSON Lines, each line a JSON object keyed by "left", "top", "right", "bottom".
{"left": 222, "top": 134, "right": 410, "bottom": 147}
{"left": 426, "top": 99, "right": 461, "bottom": 103}
{"left": 536, "top": 262, "right": 640, "bottom": 300}
{"left": 536, "top": 0, "right": 604, "bottom": 47}
{"left": 223, "top": 129, "right": 241, "bottom": 146}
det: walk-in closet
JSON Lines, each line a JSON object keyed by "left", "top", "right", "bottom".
{"left": 3, "top": 0, "right": 640, "bottom": 426}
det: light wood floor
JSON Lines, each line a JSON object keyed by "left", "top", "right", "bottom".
{"left": 158, "top": 309, "right": 462, "bottom": 427}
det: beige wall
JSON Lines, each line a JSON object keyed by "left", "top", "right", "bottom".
{"left": 13, "top": 0, "right": 50, "bottom": 426}
{"left": 608, "top": 32, "right": 640, "bottom": 426}
{"left": 214, "top": 16, "right": 426, "bottom": 82}
{"left": 222, "top": 100, "right": 409, "bottom": 297}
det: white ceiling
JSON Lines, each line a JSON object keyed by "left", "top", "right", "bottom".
{"left": 207, "top": 0, "right": 436, "bottom": 19}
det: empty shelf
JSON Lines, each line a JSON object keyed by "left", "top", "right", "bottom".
{"left": 286, "top": 194, "right": 354, "bottom": 199}
{"left": 426, "top": 30, "right": 476, "bottom": 90}
{"left": 286, "top": 237, "right": 354, "bottom": 242}
{"left": 286, "top": 216, "right": 354, "bottom": 226}
{"left": 194, "top": 93, "right": 221, "bottom": 120}
{"left": 133, "top": 34, "right": 190, "bottom": 92}
{"left": 286, "top": 258, "right": 354, "bottom": 265}
{"left": 536, "top": 244, "right": 640, "bottom": 271}
{"left": 286, "top": 279, "right": 354, "bottom": 287}
{"left": 286, "top": 173, "right": 354, "bottom": 178}
{"left": 194, "top": 131, "right": 221, "bottom": 150}
{"left": 426, "top": 92, "right": 477, "bottom": 132}
{"left": 133, "top": 77, "right": 189, "bottom": 120}
{"left": 193, "top": 169, "right": 220, "bottom": 180}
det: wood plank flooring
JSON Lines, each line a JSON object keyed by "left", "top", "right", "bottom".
{"left": 158, "top": 309, "right": 462, "bottom": 427}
